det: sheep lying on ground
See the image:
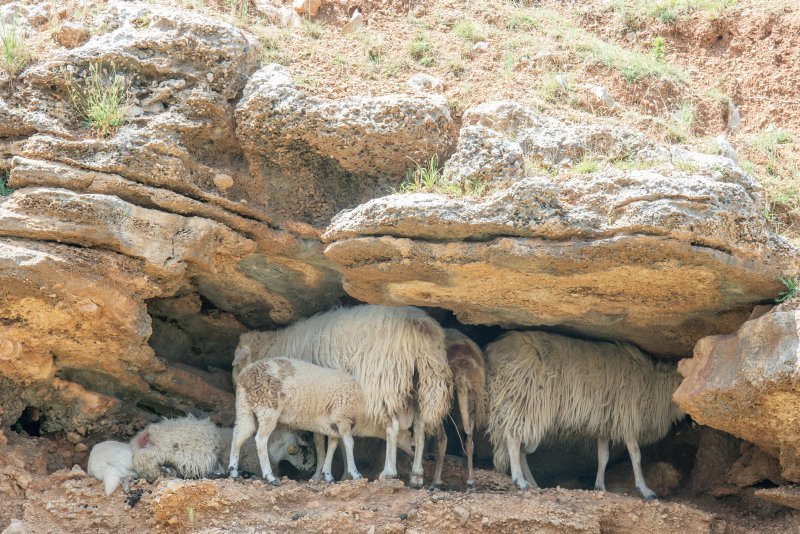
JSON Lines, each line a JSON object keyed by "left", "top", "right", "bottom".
{"left": 486, "top": 331, "right": 684, "bottom": 499}
{"left": 230, "top": 357, "right": 413, "bottom": 485}
{"left": 232, "top": 305, "right": 452, "bottom": 488}
{"left": 87, "top": 441, "right": 137, "bottom": 496}
{"left": 430, "top": 329, "right": 488, "bottom": 491}
{"left": 130, "top": 415, "right": 315, "bottom": 482}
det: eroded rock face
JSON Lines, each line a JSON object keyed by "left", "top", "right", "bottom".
{"left": 0, "top": 1, "right": 344, "bottom": 433}
{"left": 325, "top": 148, "right": 796, "bottom": 357}
{"left": 675, "top": 301, "right": 800, "bottom": 482}
{"left": 236, "top": 64, "right": 455, "bottom": 223}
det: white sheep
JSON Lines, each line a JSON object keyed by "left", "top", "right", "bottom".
{"left": 229, "top": 357, "right": 413, "bottom": 485}
{"left": 430, "top": 328, "right": 488, "bottom": 490}
{"left": 130, "top": 415, "right": 316, "bottom": 482}
{"left": 486, "top": 331, "right": 684, "bottom": 499}
{"left": 87, "top": 441, "right": 137, "bottom": 496}
{"left": 231, "top": 305, "right": 452, "bottom": 488}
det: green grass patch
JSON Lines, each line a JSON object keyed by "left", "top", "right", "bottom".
{"left": 409, "top": 33, "right": 436, "bottom": 66}
{"left": 611, "top": 0, "right": 737, "bottom": 24}
{"left": 69, "top": 63, "right": 130, "bottom": 137}
{"left": 574, "top": 158, "right": 602, "bottom": 174}
{"left": 1, "top": 17, "right": 30, "bottom": 76}
{"left": 453, "top": 19, "right": 485, "bottom": 43}
{"left": 0, "top": 172, "right": 12, "bottom": 196}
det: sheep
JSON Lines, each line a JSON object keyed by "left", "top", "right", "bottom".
{"left": 87, "top": 441, "right": 137, "bottom": 496}
{"left": 486, "top": 331, "right": 684, "bottom": 499}
{"left": 231, "top": 304, "right": 452, "bottom": 488}
{"left": 430, "top": 328, "right": 488, "bottom": 491}
{"left": 130, "top": 415, "right": 316, "bottom": 482}
{"left": 229, "top": 357, "right": 414, "bottom": 485}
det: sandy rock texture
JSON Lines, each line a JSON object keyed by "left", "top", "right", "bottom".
{"left": 0, "top": 1, "right": 343, "bottom": 433}
{"left": 675, "top": 300, "right": 800, "bottom": 481}
{"left": 325, "top": 110, "right": 797, "bottom": 356}
{"left": 236, "top": 63, "right": 455, "bottom": 223}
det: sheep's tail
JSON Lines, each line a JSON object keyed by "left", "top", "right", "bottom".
{"left": 412, "top": 316, "right": 453, "bottom": 433}
{"left": 463, "top": 372, "right": 489, "bottom": 430}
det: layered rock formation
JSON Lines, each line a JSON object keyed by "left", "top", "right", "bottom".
{"left": 675, "top": 301, "right": 800, "bottom": 482}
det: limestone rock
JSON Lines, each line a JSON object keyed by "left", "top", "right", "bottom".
{"left": 443, "top": 100, "right": 642, "bottom": 186}
{"left": 342, "top": 9, "right": 363, "bottom": 34}
{"left": 755, "top": 487, "right": 800, "bottom": 511}
{"left": 406, "top": 73, "right": 444, "bottom": 93}
{"left": 675, "top": 300, "right": 800, "bottom": 481}
{"left": 54, "top": 21, "right": 90, "bottom": 49}
{"left": 236, "top": 64, "right": 454, "bottom": 223}
{"left": 324, "top": 158, "right": 796, "bottom": 356}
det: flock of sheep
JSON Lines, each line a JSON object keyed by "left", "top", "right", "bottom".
{"left": 87, "top": 304, "right": 685, "bottom": 500}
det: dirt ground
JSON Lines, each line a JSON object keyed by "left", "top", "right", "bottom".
{"left": 2, "top": 432, "right": 799, "bottom": 534}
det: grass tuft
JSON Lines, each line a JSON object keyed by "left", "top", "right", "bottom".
{"left": 69, "top": 63, "right": 130, "bottom": 137}
{"left": 0, "top": 17, "right": 30, "bottom": 75}
{"left": 777, "top": 276, "right": 799, "bottom": 302}
{"left": 0, "top": 172, "right": 12, "bottom": 196}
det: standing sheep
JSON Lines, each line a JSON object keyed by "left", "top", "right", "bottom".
{"left": 231, "top": 305, "right": 452, "bottom": 488}
{"left": 87, "top": 441, "right": 137, "bottom": 496}
{"left": 430, "top": 329, "right": 488, "bottom": 491}
{"left": 229, "top": 357, "right": 413, "bottom": 485}
{"left": 130, "top": 415, "right": 315, "bottom": 482}
{"left": 486, "top": 331, "right": 684, "bottom": 499}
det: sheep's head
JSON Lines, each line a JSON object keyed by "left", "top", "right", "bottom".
{"left": 269, "top": 429, "right": 316, "bottom": 473}
{"left": 232, "top": 330, "right": 278, "bottom": 383}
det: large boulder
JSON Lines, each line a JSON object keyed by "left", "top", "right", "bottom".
{"left": 235, "top": 64, "right": 455, "bottom": 223}
{"left": 675, "top": 300, "right": 800, "bottom": 481}
{"left": 324, "top": 104, "right": 797, "bottom": 356}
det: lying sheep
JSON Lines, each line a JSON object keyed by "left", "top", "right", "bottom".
{"left": 87, "top": 441, "right": 137, "bottom": 496}
{"left": 430, "top": 329, "right": 488, "bottom": 490}
{"left": 130, "top": 415, "right": 315, "bottom": 482}
{"left": 486, "top": 331, "right": 684, "bottom": 499}
{"left": 230, "top": 357, "right": 413, "bottom": 485}
{"left": 232, "top": 305, "right": 452, "bottom": 488}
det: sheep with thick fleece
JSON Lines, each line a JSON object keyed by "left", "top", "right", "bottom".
{"left": 430, "top": 329, "right": 488, "bottom": 490}
{"left": 231, "top": 305, "right": 452, "bottom": 488}
{"left": 87, "top": 441, "right": 137, "bottom": 496}
{"left": 486, "top": 331, "right": 684, "bottom": 499}
{"left": 130, "top": 415, "right": 315, "bottom": 482}
{"left": 230, "top": 357, "right": 413, "bottom": 485}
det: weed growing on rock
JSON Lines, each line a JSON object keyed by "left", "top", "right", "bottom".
{"left": 0, "top": 172, "right": 12, "bottom": 196}
{"left": 0, "top": 17, "right": 30, "bottom": 75}
{"left": 409, "top": 33, "right": 435, "bottom": 66}
{"left": 69, "top": 63, "right": 130, "bottom": 137}
{"left": 777, "top": 276, "right": 799, "bottom": 302}
{"left": 666, "top": 100, "right": 695, "bottom": 142}
{"left": 574, "top": 158, "right": 601, "bottom": 174}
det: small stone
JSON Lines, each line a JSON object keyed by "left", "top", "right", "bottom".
{"left": 481, "top": 517, "right": 490, "bottom": 527}
{"left": 582, "top": 83, "right": 616, "bottom": 111}
{"left": 142, "top": 102, "right": 164, "bottom": 114}
{"left": 453, "top": 506, "right": 470, "bottom": 524}
{"left": 367, "top": 527, "right": 375, "bottom": 534}
{"left": 55, "top": 22, "right": 90, "bottom": 49}
{"left": 75, "top": 443, "right": 88, "bottom": 453}
{"left": 341, "top": 9, "right": 363, "bottom": 34}
{"left": 2, "top": 520, "right": 28, "bottom": 534}
{"left": 294, "top": 0, "right": 322, "bottom": 16}
{"left": 213, "top": 174, "right": 235, "bottom": 191}
{"left": 66, "top": 431, "right": 82, "bottom": 444}
{"left": 715, "top": 134, "right": 738, "bottom": 163}
{"left": 206, "top": 73, "right": 214, "bottom": 83}
{"left": 472, "top": 41, "right": 489, "bottom": 52}
{"left": 125, "top": 106, "right": 144, "bottom": 119}
{"left": 727, "top": 101, "right": 741, "bottom": 133}
{"left": 78, "top": 301, "right": 101, "bottom": 316}
{"left": 407, "top": 73, "right": 444, "bottom": 93}
{"left": 399, "top": 513, "right": 407, "bottom": 520}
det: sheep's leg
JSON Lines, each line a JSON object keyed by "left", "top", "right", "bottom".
{"left": 322, "top": 435, "right": 339, "bottom": 483}
{"left": 311, "top": 433, "right": 326, "bottom": 482}
{"left": 520, "top": 442, "right": 538, "bottom": 487}
{"left": 409, "top": 413, "right": 426, "bottom": 489}
{"left": 457, "top": 388, "right": 476, "bottom": 491}
{"left": 429, "top": 423, "right": 447, "bottom": 490}
{"left": 506, "top": 435, "right": 529, "bottom": 490}
{"left": 339, "top": 424, "right": 363, "bottom": 481}
{"left": 379, "top": 417, "right": 400, "bottom": 481}
{"left": 254, "top": 409, "right": 280, "bottom": 486}
{"left": 594, "top": 437, "right": 610, "bottom": 492}
{"left": 228, "top": 396, "right": 257, "bottom": 479}
{"left": 338, "top": 440, "right": 352, "bottom": 481}
{"left": 624, "top": 436, "right": 656, "bottom": 500}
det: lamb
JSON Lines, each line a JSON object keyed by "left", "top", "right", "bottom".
{"left": 486, "top": 331, "right": 684, "bottom": 499}
{"left": 229, "top": 357, "right": 413, "bottom": 485}
{"left": 87, "top": 441, "right": 137, "bottom": 496}
{"left": 231, "top": 304, "right": 452, "bottom": 488}
{"left": 130, "top": 414, "right": 316, "bottom": 482}
{"left": 430, "top": 329, "right": 488, "bottom": 491}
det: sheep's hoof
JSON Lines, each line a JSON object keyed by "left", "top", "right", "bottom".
{"left": 641, "top": 491, "right": 658, "bottom": 500}
{"left": 428, "top": 481, "right": 442, "bottom": 491}
{"left": 514, "top": 479, "right": 530, "bottom": 491}
{"left": 378, "top": 472, "right": 396, "bottom": 481}
{"left": 594, "top": 484, "right": 606, "bottom": 492}
{"left": 323, "top": 473, "right": 335, "bottom": 483}
{"left": 466, "top": 480, "right": 476, "bottom": 492}
{"left": 409, "top": 475, "right": 424, "bottom": 489}
{"left": 228, "top": 467, "right": 239, "bottom": 479}
{"left": 310, "top": 473, "right": 323, "bottom": 482}
{"left": 266, "top": 477, "right": 281, "bottom": 487}
{"left": 351, "top": 472, "right": 364, "bottom": 481}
